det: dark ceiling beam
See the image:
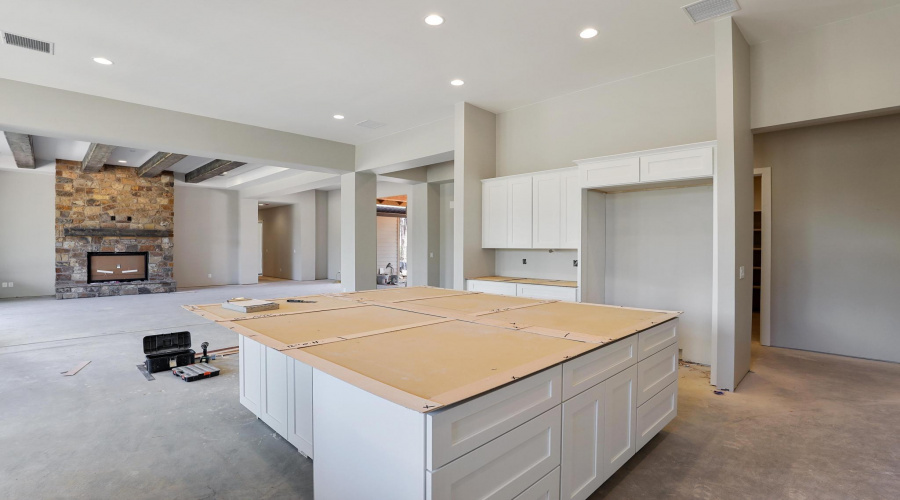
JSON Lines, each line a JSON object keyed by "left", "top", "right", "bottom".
{"left": 81, "top": 143, "right": 115, "bottom": 172}
{"left": 184, "top": 159, "right": 246, "bottom": 183}
{"left": 3, "top": 132, "right": 36, "bottom": 169}
{"left": 136, "top": 152, "right": 187, "bottom": 178}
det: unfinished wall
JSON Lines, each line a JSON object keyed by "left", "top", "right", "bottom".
{"left": 751, "top": 5, "right": 900, "bottom": 130}
{"left": 327, "top": 190, "right": 341, "bottom": 280}
{"left": 605, "top": 186, "right": 714, "bottom": 365}
{"left": 174, "top": 185, "right": 239, "bottom": 288}
{"left": 755, "top": 113, "right": 900, "bottom": 363}
{"left": 495, "top": 250, "right": 578, "bottom": 281}
{"left": 0, "top": 170, "right": 55, "bottom": 298}
{"left": 495, "top": 56, "right": 716, "bottom": 176}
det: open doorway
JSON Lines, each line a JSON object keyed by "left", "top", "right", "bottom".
{"left": 376, "top": 195, "right": 407, "bottom": 287}
{"left": 753, "top": 168, "right": 771, "bottom": 346}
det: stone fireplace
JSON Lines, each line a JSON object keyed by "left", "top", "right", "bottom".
{"left": 55, "top": 160, "right": 176, "bottom": 299}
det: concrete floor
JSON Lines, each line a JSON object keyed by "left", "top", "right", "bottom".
{"left": 2, "top": 283, "right": 898, "bottom": 499}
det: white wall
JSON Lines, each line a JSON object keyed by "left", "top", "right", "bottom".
{"left": 751, "top": 5, "right": 900, "bottom": 131}
{"left": 495, "top": 57, "right": 716, "bottom": 176}
{"left": 439, "top": 183, "right": 454, "bottom": 288}
{"left": 605, "top": 186, "right": 714, "bottom": 365}
{"left": 495, "top": 250, "right": 578, "bottom": 281}
{"left": 755, "top": 113, "right": 900, "bottom": 363}
{"left": 356, "top": 117, "right": 454, "bottom": 172}
{"left": 315, "top": 191, "right": 328, "bottom": 280}
{"left": 327, "top": 190, "right": 341, "bottom": 280}
{"left": 0, "top": 170, "right": 55, "bottom": 298}
{"left": 174, "top": 185, "right": 240, "bottom": 287}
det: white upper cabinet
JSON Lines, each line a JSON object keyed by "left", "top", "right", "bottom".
{"left": 532, "top": 172, "right": 562, "bottom": 249}
{"left": 482, "top": 178, "right": 509, "bottom": 248}
{"left": 508, "top": 177, "right": 534, "bottom": 248}
{"left": 577, "top": 142, "right": 716, "bottom": 190}
{"left": 560, "top": 169, "right": 581, "bottom": 249}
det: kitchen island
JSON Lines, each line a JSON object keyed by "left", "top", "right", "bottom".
{"left": 186, "top": 287, "right": 680, "bottom": 500}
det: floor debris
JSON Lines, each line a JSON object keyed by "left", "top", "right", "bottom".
{"left": 61, "top": 361, "right": 91, "bottom": 376}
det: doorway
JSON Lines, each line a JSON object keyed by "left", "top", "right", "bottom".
{"left": 376, "top": 195, "right": 407, "bottom": 287}
{"left": 753, "top": 168, "right": 771, "bottom": 346}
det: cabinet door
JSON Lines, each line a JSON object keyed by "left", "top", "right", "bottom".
{"left": 560, "top": 381, "right": 605, "bottom": 500}
{"left": 579, "top": 157, "right": 639, "bottom": 188}
{"left": 604, "top": 365, "right": 636, "bottom": 479}
{"left": 260, "top": 346, "right": 289, "bottom": 437}
{"left": 467, "top": 279, "right": 518, "bottom": 297}
{"left": 516, "top": 284, "right": 577, "bottom": 302}
{"left": 508, "top": 176, "right": 533, "bottom": 248}
{"left": 287, "top": 358, "right": 314, "bottom": 458}
{"left": 560, "top": 170, "right": 581, "bottom": 249}
{"left": 238, "top": 335, "right": 262, "bottom": 416}
{"left": 482, "top": 179, "right": 509, "bottom": 248}
{"left": 532, "top": 172, "right": 562, "bottom": 249}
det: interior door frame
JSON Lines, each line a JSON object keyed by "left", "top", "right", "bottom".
{"left": 754, "top": 167, "right": 771, "bottom": 346}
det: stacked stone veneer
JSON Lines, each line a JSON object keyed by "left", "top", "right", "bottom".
{"left": 55, "top": 160, "right": 176, "bottom": 299}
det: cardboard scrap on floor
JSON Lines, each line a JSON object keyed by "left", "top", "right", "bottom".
{"left": 62, "top": 361, "right": 91, "bottom": 376}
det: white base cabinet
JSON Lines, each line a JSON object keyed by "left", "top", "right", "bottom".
{"left": 467, "top": 279, "right": 578, "bottom": 302}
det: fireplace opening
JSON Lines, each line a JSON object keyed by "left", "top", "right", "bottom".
{"left": 87, "top": 252, "right": 149, "bottom": 283}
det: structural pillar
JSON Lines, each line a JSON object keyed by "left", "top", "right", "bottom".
{"left": 237, "top": 198, "right": 260, "bottom": 285}
{"left": 408, "top": 182, "right": 440, "bottom": 286}
{"left": 340, "top": 171, "right": 377, "bottom": 291}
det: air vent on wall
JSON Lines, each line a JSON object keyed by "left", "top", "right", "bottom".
{"left": 356, "top": 120, "right": 387, "bottom": 130}
{"left": 3, "top": 32, "right": 54, "bottom": 54}
{"left": 682, "top": 0, "right": 740, "bottom": 24}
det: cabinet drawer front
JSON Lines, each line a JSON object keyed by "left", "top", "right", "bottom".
{"left": 516, "top": 284, "right": 577, "bottom": 302}
{"left": 637, "top": 343, "right": 679, "bottom": 407}
{"left": 514, "top": 467, "right": 560, "bottom": 500}
{"left": 579, "top": 157, "right": 639, "bottom": 188}
{"left": 639, "top": 147, "right": 713, "bottom": 182}
{"left": 636, "top": 380, "right": 677, "bottom": 451}
{"left": 637, "top": 320, "right": 678, "bottom": 360}
{"left": 468, "top": 280, "right": 518, "bottom": 297}
{"left": 560, "top": 382, "right": 604, "bottom": 500}
{"left": 429, "top": 407, "right": 561, "bottom": 500}
{"left": 562, "top": 336, "right": 637, "bottom": 401}
{"left": 427, "top": 367, "right": 562, "bottom": 470}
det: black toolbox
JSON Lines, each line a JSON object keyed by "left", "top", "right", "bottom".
{"left": 143, "top": 331, "right": 195, "bottom": 373}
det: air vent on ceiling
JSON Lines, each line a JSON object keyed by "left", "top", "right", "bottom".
{"left": 682, "top": 0, "right": 740, "bottom": 24}
{"left": 3, "top": 32, "right": 54, "bottom": 54}
{"left": 356, "top": 120, "right": 387, "bottom": 130}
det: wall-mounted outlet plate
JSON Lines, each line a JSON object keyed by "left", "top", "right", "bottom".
{"left": 573, "top": 260, "right": 578, "bottom": 267}
{"left": 522, "top": 259, "right": 527, "bottom": 264}
{"left": 207, "top": 274, "right": 212, "bottom": 278}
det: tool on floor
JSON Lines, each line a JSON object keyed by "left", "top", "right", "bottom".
{"left": 173, "top": 363, "right": 220, "bottom": 382}
{"left": 198, "top": 342, "right": 210, "bottom": 363}
{"left": 143, "top": 331, "right": 195, "bottom": 373}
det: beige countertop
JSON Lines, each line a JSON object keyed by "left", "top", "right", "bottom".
{"left": 470, "top": 276, "right": 578, "bottom": 288}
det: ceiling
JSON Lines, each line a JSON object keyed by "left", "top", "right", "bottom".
{"left": 1, "top": 0, "right": 896, "bottom": 146}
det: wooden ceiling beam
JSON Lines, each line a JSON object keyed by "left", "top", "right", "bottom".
{"left": 136, "top": 152, "right": 187, "bottom": 178}
{"left": 3, "top": 132, "right": 36, "bottom": 169}
{"left": 184, "top": 159, "right": 246, "bottom": 183}
{"left": 81, "top": 143, "right": 116, "bottom": 172}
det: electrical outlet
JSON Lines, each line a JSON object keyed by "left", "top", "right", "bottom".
{"left": 739, "top": 266, "right": 745, "bottom": 279}
{"left": 1, "top": 282, "right": 7, "bottom": 288}
{"left": 430, "top": 252, "right": 434, "bottom": 258}
{"left": 208, "top": 274, "right": 212, "bottom": 278}
{"left": 573, "top": 260, "right": 578, "bottom": 267}
{"left": 522, "top": 258, "right": 527, "bottom": 264}
{"left": 7, "top": 282, "right": 12, "bottom": 288}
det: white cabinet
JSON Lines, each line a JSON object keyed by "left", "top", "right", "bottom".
{"left": 260, "top": 346, "right": 290, "bottom": 437}
{"left": 482, "top": 179, "right": 509, "bottom": 249}
{"left": 238, "top": 335, "right": 262, "bottom": 416}
{"left": 603, "top": 366, "right": 636, "bottom": 476}
{"left": 514, "top": 468, "right": 560, "bottom": 500}
{"left": 577, "top": 142, "right": 715, "bottom": 190}
{"left": 636, "top": 381, "right": 677, "bottom": 451}
{"left": 287, "top": 359, "right": 314, "bottom": 458}
{"left": 579, "top": 157, "right": 639, "bottom": 188}
{"left": 466, "top": 279, "right": 518, "bottom": 297}
{"left": 637, "top": 343, "right": 679, "bottom": 406}
{"left": 560, "top": 170, "right": 581, "bottom": 249}
{"left": 516, "top": 283, "right": 577, "bottom": 302}
{"left": 532, "top": 172, "right": 562, "bottom": 249}
{"left": 640, "top": 147, "right": 713, "bottom": 182}
{"left": 508, "top": 177, "right": 533, "bottom": 248}
{"left": 561, "top": 336, "right": 637, "bottom": 401}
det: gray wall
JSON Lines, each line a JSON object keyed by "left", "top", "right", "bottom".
{"left": 0, "top": 170, "right": 55, "bottom": 298}
{"left": 605, "top": 186, "right": 714, "bottom": 365}
{"left": 755, "top": 113, "right": 900, "bottom": 363}
{"left": 327, "top": 190, "right": 341, "bottom": 280}
{"left": 495, "top": 250, "right": 578, "bottom": 281}
{"left": 439, "top": 183, "right": 454, "bottom": 288}
{"left": 174, "top": 185, "right": 239, "bottom": 287}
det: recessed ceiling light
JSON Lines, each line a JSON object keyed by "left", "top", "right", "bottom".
{"left": 450, "top": 79, "right": 464, "bottom": 86}
{"left": 425, "top": 14, "right": 444, "bottom": 26}
{"left": 93, "top": 57, "right": 113, "bottom": 65}
{"left": 333, "top": 114, "right": 345, "bottom": 120}
{"left": 580, "top": 28, "right": 598, "bottom": 39}
{"left": 118, "top": 160, "right": 127, "bottom": 163}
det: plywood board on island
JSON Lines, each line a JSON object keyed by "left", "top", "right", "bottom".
{"left": 331, "top": 286, "right": 474, "bottom": 303}
{"left": 182, "top": 295, "right": 360, "bottom": 322}
{"left": 394, "top": 292, "right": 547, "bottom": 316}
{"left": 285, "top": 320, "right": 596, "bottom": 412}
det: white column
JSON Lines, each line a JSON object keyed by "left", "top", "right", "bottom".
{"left": 453, "top": 103, "right": 497, "bottom": 290}
{"left": 340, "top": 172, "right": 377, "bottom": 291}
{"left": 237, "top": 198, "right": 259, "bottom": 285}
{"left": 408, "top": 182, "right": 440, "bottom": 286}
{"left": 713, "top": 17, "right": 754, "bottom": 390}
